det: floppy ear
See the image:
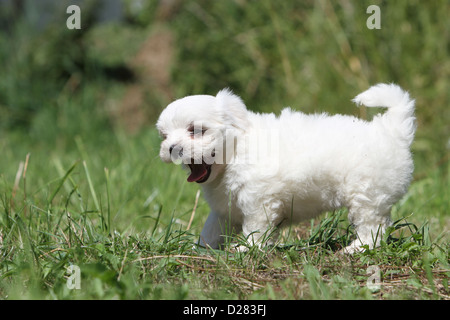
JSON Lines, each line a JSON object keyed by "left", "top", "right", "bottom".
{"left": 215, "top": 88, "right": 250, "bottom": 131}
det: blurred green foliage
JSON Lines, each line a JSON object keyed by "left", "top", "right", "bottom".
{"left": 0, "top": 1, "right": 448, "bottom": 159}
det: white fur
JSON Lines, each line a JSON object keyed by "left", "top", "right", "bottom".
{"left": 156, "top": 83, "right": 416, "bottom": 253}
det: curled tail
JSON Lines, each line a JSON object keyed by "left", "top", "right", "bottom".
{"left": 353, "top": 83, "right": 416, "bottom": 146}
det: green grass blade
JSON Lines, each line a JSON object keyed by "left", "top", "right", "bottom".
{"left": 83, "top": 160, "right": 100, "bottom": 213}
{"left": 48, "top": 161, "right": 79, "bottom": 204}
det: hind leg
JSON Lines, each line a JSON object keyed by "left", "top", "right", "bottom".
{"left": 343, "top": 199, "right": 392, "bottom": 254}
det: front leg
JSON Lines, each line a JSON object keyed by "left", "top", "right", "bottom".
{"left": 198, "top": 211, "right": 236, "bottom": 249}
{"left": 239, "top": 199, "right": 284, "bottom": 249}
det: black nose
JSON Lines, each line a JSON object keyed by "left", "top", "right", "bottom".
{"left": 169, "top": 144, "right": 183, "bottom": 157}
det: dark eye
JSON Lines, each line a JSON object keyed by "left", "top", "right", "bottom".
{"left": 188, "top": 124, "right": 206, "bottom": 137}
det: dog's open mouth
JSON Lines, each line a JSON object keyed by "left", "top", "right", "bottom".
{"left": 187, "top": 161, "right": 212, "bottom": 183}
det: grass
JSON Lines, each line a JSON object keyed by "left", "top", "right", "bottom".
{"left": 0, "top": 1, "right": 449, "bottom": 300}
{"left": 0, "top": 131, "right": 448, "bottom": 300}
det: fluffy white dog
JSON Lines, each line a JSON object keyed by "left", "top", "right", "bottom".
{"left": 156, "top": 83, "right": 415, "bottom": 253}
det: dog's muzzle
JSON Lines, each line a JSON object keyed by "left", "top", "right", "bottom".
{"left": 169, "top": 144, "right": 212, "bottom": 183}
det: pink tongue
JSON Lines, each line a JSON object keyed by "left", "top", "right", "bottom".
{"left": 187, "top": 164, "right": 208, "bottom": 182}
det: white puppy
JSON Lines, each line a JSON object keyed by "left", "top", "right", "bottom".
{"left": 156, "top": 84, "right": 415, "bottom": 253}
